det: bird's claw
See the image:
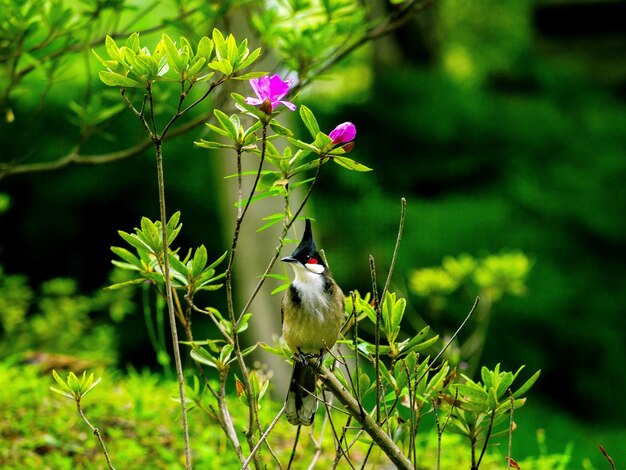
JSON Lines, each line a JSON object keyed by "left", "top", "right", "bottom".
{"left": 295, "top": 348, "right": 323, "bottom": 366}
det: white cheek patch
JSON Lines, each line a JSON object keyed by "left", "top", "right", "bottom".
{"left": 305, "top": 263, "right": 325, "bottom": 275}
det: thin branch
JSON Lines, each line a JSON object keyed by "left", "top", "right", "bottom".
{"left": 476, "top": 411, "right": 496, "bottom": 468}
{"left": 368, "top": 255, "right": 382, "bottom": 424}
{"left": 308, "top": 399, "right": 330, "bottom": 470}
{"left": 0, "top": 108, "right": 213, "bottom": 179}
{"left": 381, "top": 197, "right": 406, "bottom": 301}
{"left": 75, "top": 399, "right": 116, "bottom": 470}
{"left": 154, "top": 140, "right": 192, "bottom": 469}
{"left": 507, "top": 389, "right": 514, "bottom": 470}
{"left": 415, "top": 297, "right": 480, "bottom": 387}
{"left": 599, "top": 445, "right": 616, "bottom": 470}
{"left": 218, "top": 370, "right": 246, "bottom": 465}
{"left": 318, "top": 364, "right": 414, "bottom": 470}
{"left": 242, "top": 406, "right": 286, "bottom": 470}
{"left": 223, "top": 120, "right": 270, "bottom": 469}
{"left": 286, "top": 425, "right": 302, "bottom": 470}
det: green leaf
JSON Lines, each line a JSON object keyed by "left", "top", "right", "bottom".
{"left": 233, "top": 71, "right": 267, "bottom": 81}
{"left": 118, "top": 230, "right": 150, "bottom": 254}
{"left": 195, "top": 140, "right": 234, "bottom": 150}
{"left": 512, "top": 370, "right": 541, "bottom": 399}
{"left": 187, "top": 57, "right": 207, "bottom": 77}
{"left": 212, "top": 28, "right": 227, "bottom": 59}
{"left": 269, "top": 120, "right": 293, "bottom": 137}
{"left": 286, "top": 137, "right": 318, "bottom": 153}
{"left": 332, "top": 156, "right": 372, "bottom": 172}
{"left": 454, "top": 383, "right": 489, "bottom": 402}
{"left": 214, "top": 109, "right": 237, "bottom": 139}
{"left": 191, "top": 245, "right": 208, "bottom": 277}
{"left": 206, "top": 251, "right": 227, "bottom": 271}
{"left": 105, "top": 35, "right": 122, "bottom": 62}
{"left": 168, "top": 255, "right": 189, "bottom": 286}
{"left": 208, "top": 58, "right": 233, "bottom": 76}
{"left": 399, "top": 326, "right": 430, "bottom": 353}
{"left": 81, "top": 374, "right": 102, "bottom": 398}
{"left": 161, "top": 33, "right": 182, "bottom": 74}
{"left": 271, "top": 283, "right": 290, "bottom": 295}
{"left": 237, "top": 313, "right": 252, "bottom": 333}
{"left": 99, "top": 71, "right": 144, "bottom": 88}
{"left": 257, "top": 213, "right": 286, "bottom": 232}
{"left": 105, "top": 277, "right": 146, "bottom": 290}
{"left": 52, "top": 370, "right": 73, "bottom": 394}
{"left": 241, "top": 343, "right": 258, "bottom": 358}
{"left": 299, "top": 105, "right": 320, "bottom": 138}
{"left": 377, "top": 360, "right": 396, "bottom": 389}
{"left": 235, "top": 47, "right": 262, "bottom": 72}
{"left": 190, "top": 346, "right": 218, "bottom": 369}
{"left": 196, "top": 36, "right": 214, "bottom": 61}
{"left": 125, "top": 32, "right": 140, "bottom": 53}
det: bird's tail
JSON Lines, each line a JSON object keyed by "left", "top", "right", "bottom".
{"left": 285, "top": 360, "right": 318, "bottom": 426}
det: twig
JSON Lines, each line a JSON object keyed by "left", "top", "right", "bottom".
{"left": 330, "top": 414, "right": 354, "bottom": 470}
{"left": 154, "top": 140, "right": 192, "bottom": 469}
{"left": 369, "top": 255, "right": 382, "bottom": 424}
{"left": 436, "top": 388, "right": 458, "bottom": 470}
{"left": 381, "top": 197, "right": 406, "bottom": 301}
{"left": 507, "top": 389, "right": 514, "bottom": 469}
{"left": 415, "top": 297, "right": 480, "bottom": 386}
{"left": 476, "top": 410, "right": 496, "bottom": 468}
{"left": 0, "top": 108, "right": 213, "bottom": 179}
{"left": 75, "top": 399, "right": 116, "bottom": 470}
{"left": 287, "top": 425, "right": 302, "bottom": 470}
{"left": 599, "top": 445, "right": 616, "bottom": 470}
{"left": 318, "top": 364, "right": 414, "bottom": 470}
{"left": 308, "top": 397, "right": 330, "bottom": 470}
{"left": 242, "top": 406, "right": 286, "bottom": 470}
{"left": 223, "top": 121, "right": 269, "bottom": 468}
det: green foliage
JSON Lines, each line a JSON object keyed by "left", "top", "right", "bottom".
{"left": 409, "top": 252, "right": 531, "bottom": 309}
{"left": 0, "top": 363, "right": 247, "bottom": 468}
{"left": 0, "top": 266, "right": 128, "bottom": 362}
{"left": 50, "top": 369, "right": 102, "bottom": 401}
{"left": 446, "top": 364, "right": 541, "bottom": 444}
{"left": 109, "top": 212, "right": 225, "bottom": 296}
{"left": 93, "top": 29, "right": 262, "bottom": 89}
{"left": 251, "top": 0, "right": 368, "bottom": 79}
{"left": 0, "top": 361, "right": 570, "bottom": 469}
{"left": 348, "top": 291, "right": 439, "bottom": 359}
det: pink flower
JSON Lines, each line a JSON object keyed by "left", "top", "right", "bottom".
{"left": 329, "top": 122, "right": 356, "bottom": 145}
{"left": 245, "top": 74, "right": 296, "bottom": 113}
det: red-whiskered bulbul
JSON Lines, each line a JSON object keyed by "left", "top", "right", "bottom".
{"left": 281, "top": 219, "right": 345, "bottom": 426}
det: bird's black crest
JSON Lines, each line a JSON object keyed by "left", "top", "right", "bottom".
{"left": 290, "top": 219, "right": 325, "bottom": 266}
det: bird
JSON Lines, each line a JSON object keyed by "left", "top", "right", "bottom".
{"left": 281, "top": 219, "right": 345, "bottom": 426}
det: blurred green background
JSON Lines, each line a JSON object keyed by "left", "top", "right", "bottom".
{"left": 1, "top": 0, "right": 625, "bottom": 467}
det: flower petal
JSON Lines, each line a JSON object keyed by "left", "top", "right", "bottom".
{"left": 245, "top": 97, "right": 263, "bottom": 106}
{"left": 267, "top": 74, "right": 292, "bottom": 101}
{"left": 248, "top": 77, "right": 265, "bottom": 100}
{"left": 329, "top": 122, "right": 356, "bottom": 144}
{"left": 279, "top": 100, "right": 297, "bottom": 111}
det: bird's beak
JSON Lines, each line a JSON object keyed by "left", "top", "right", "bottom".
{"left": 281, "top": 256, "right": 297, "bottom": 263}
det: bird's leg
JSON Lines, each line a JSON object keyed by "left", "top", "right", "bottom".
{"left": 314, "top": 352, "right": 324, "bottom": 369}
{"left": 295, "top": 347, "right": 323, "bottom": 366}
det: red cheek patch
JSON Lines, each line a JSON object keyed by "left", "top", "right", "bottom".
{"left": 307, "top": 258, "right": 318, "bottom": 265}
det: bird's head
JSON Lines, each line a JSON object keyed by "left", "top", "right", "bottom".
{"left": 281, "top": 219, "right": 326, "bottom": 275}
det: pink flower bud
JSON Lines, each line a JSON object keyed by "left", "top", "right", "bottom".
{"left": 329, "top": 122, "right": 356, "bottom": 145}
